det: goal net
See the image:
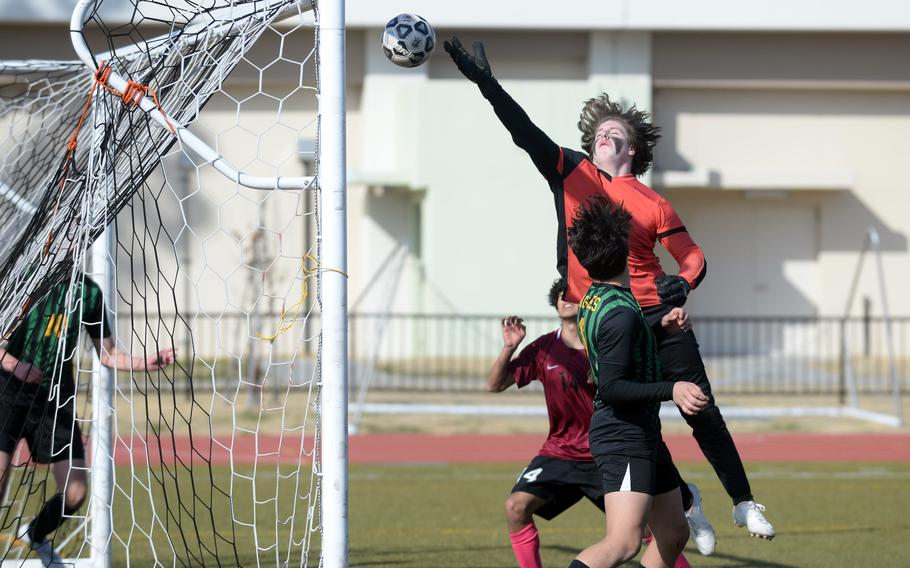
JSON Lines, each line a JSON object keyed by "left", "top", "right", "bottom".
{"left": 0, "top": 0, "right": 347, "bottom": 565}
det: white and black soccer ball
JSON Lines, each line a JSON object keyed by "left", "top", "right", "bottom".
{"left": 381, "top": 13, "right": 435, "bottom": 68}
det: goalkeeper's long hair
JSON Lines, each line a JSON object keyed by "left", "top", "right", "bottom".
{"left": 578, "top": 93, "right": 661, "bottom": 177}
{"left": 568, "top": 195, "right": 631, "bottom": 281}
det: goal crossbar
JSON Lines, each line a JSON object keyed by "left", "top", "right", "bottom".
{"left": 69, "top": 0, "right": 317, "bottom": 191}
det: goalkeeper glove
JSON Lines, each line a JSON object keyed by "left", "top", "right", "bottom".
{"left": 656, "top": 275, "right": 690, "bottom": 307}
{"left": 443, "top": 36, "right": 493, "bottom": 84}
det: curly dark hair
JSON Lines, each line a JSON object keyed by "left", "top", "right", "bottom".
{"left": 568, "top": 195, "right": 632, "bottom": 281}
{"left": 547, "top": 279, "right": 567, "bottom": 309}
{"left": 577, "top": 93, "right": 661, "bottom": 176}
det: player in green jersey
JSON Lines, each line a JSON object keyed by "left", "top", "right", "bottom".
{"left": 567, "top": 196, "right": 708, "bottom": 568}
{"left": 0, "top": 274, "right": 174, "bottom": 566}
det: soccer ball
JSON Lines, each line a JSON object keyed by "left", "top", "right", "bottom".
{"left": 381, "top": 14, "right": 435, "bottom": 68}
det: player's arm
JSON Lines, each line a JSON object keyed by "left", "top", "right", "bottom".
{"left": 443, "top": 37, "right": 561, "bottom": 180}
{"left": 92, "top": 336, "right": 175, "bottom": 372}
{"left": 487, "top": 315, "right": 526, "bottom": 392}
{"left": 596, "top": 310, "right": 707, "bottom": 415}
{"left": 654, "top": 200, "right": 707, "bottom": 307}
{"left": 649, "top": 307, "right": 691, "bottom": 342}
{"left": 82, "top": 298, "right": 175, "bottom": 372}
{"left": 0, "top": 346, "right": 43, "bottom": 383}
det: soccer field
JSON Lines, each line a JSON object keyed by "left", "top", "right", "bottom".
{"left": 2, "top": 457, "right": 907, "bottom": 566}
{"left": 346, "top": 461, "right": 908, "bottom": 568}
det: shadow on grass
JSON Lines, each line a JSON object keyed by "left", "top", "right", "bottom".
{"left": 697, "top": 551, "right": 801, "bottom": 568}
{"left": 542, "top": 544, "right": 802, "bottom": 568}
{"left": 350, "top": 545, "right": 510, "bottom": 567}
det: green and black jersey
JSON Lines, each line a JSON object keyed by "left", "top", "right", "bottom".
{"left": 577, "top": 282, "right": 673, "bottom": 458}
{"left": 1, "top": 276, "right": 110, "bottom": 391}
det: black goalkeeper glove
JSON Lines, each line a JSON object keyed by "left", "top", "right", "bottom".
{"left": 443, "top": 36, "right": 494, "bottom": 84}
{"left": 656, "top": 275, "right": 690, "bottom": 307}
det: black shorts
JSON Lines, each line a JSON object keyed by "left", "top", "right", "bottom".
{"left": 595, "top": 440, "right": 679, "bottom": 496}
{"left": 511, "top": 455, "right": 605, "bottom": 520}
{"left": 0, "top": 373, "right": 85, "bottom": 464}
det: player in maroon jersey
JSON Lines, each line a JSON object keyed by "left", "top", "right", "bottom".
{"left": 488, "top": 280, "right": 693, "bottom": 568}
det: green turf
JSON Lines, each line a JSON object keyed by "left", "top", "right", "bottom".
{"left": 346, "top": 462, "right": 909, "bottom": 568}
{"left": 5, "top": 461, "right": 909, "bottom": 566}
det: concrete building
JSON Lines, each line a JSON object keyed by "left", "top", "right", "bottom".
{"left": 1, "top": 0, "right": 909, "bottom": 324}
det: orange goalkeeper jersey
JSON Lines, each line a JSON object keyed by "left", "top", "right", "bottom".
{"left": 557, "top": 148, "right": 706, "bottom": 306}
{"left": 474, "top": 78, "right": 706, "bottom": 306}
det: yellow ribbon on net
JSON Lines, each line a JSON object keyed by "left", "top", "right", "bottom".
{"left": 256, "top": 254, "right": 348, "bottom": 343}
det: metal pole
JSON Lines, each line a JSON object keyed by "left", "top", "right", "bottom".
{"left": 869, "top": 230, "right": 903, "bottom": 426}
{"left": 90, "top": 227, "right": 114, "bottom": 568}
{"left": 318, "top": 0, "right": 348, "bottom": 565}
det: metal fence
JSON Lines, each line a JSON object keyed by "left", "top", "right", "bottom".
{"left": 349, "top": 313, "right": 910, "bottom": 397}
{"left": 102, "top": 312, "right": 910, "bottom": 397}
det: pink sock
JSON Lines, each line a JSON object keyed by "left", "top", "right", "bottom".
{"left": 508, "top": 522, "right": 542, "bottom": 568}
{"left": 674, "top": 552, "right": 692, "bottom": 568}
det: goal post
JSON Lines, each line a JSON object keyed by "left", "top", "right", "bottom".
{"left": 0, "top": 0, "right": 348, "bottom": 565}
{"left": 315, "top": 0, "right": 349, "bottom": 565}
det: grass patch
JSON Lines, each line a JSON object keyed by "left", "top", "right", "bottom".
{"left": 3, "top": 461, "right": 907, "bottom": 566}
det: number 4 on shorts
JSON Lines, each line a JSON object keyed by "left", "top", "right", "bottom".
{"left": 518, "top": 467, "right": 543, "bottom": 483}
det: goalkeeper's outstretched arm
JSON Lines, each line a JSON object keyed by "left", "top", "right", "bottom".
{"left": 443, "top": 36, "right": 561, "bottom": 181}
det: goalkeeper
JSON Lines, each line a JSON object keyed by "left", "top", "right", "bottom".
{"left": 0, "top": 274, "right": 174, "bottom": 566}
{"left": 444, "top": 37, "right": 774, "bottom": 542}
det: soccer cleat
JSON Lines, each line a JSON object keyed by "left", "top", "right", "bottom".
{"left": 685, "top": 483, "right": 716, "bottom": 556}
{"left": 733, "top": 500, "right": 775, "bottom": 540}
{"left": 16, "top": 523, "right": 65, "bottom": 567}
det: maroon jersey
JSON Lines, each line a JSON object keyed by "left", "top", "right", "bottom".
{"left": 508, "top": 329, "right": 596, "bottom": 461}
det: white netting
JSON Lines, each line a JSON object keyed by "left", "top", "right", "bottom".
{"left": 0, "top": 1, "right": 327, "bottom": 565}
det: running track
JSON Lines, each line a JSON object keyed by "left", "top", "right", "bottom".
{"left": 64, "top": 433, "right": 910, "bottom": 466}
{"left": 12, "top": 433, "right": 910, "bottom": 466}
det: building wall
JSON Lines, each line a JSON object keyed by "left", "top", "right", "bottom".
{"left": 1, "top": 11, "right": 909, "bottom": 322}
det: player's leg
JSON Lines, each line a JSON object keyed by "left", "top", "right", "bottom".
{"left": 682, "top": 481, "right": 716, "bottom": 555}
{"left": 640, "top": 442, "right": 690, "bottom": 568}
{"left": 22, "top": 398, "right": 87, "bottom": 552}
{"left": 572, "top": 454, "right": 655, "bottom": 568}
{"left": 0, "top": 375, "right": 34, "bottom": 520}
{"left": 641, "top": 489, "right": 689, "bottom": 568}
{"left": 643, "top": 305, "right": 752, "bottom": 503}
{"left": 643, "top": 305, "right": 774, "bottom": 538}
{"left": 26, "top": 459, "right": 87, "bottom": 545}
{"left": 505, "top": 491, "right": 547, "bottom": 568}
{"left": 665, "top": 466, "right": 714, "bottom": 557}
{"left": 659, "top": 330, "right": 775, "bottom": 538}
{"left": 574, "top": 490, "right": 649, "bottom": 568}
{"left": 509, "top": 456, "right": 585, "bottom": 568}
{"left": 0, "top": 450, "right": 12, "bottom": 512}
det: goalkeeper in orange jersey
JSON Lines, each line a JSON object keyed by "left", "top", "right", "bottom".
{"left": 445, "top": 36, "right": 774, "bottom": 545}
{"left": 0, "top": 274, "right": 174, "bottom": 566}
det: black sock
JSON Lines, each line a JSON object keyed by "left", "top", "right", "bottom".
{"left": 28, "top": 494, "right": 78, "bottom": 543}
{"left": 679, "top": 478, "right": 694, "bottom": 510}
{"left": 568, "top": 560, "right": 590, "bottom": 568}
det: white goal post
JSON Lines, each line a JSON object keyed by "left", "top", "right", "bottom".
{"left": 0, "top": 0, "right": 348, "bottom": 566}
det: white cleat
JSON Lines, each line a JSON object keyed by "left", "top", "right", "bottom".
{"left": 733, "top": 500, "right": 775, "bottom": 540}
{"left": 685, "top": 483, "right": 716, "bottom": 556}
{"left": 17, "top": 523, "right": 65, "bottom": 567}
{"left": 33, "top": 540, "right": 65, "bottom": 567}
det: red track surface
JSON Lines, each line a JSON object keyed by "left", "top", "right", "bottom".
{"left": 344, "top": 433, "right": 910, "bottom": 464}
{"left": 13, "top": 433, "right": 910, "bottom": 466}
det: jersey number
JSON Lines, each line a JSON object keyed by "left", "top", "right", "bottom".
{"left": 519, "top": 467, "right": 543, "bottom": 483}
{"left": 44, "top": 314, "right": 66, "bottom": 338}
